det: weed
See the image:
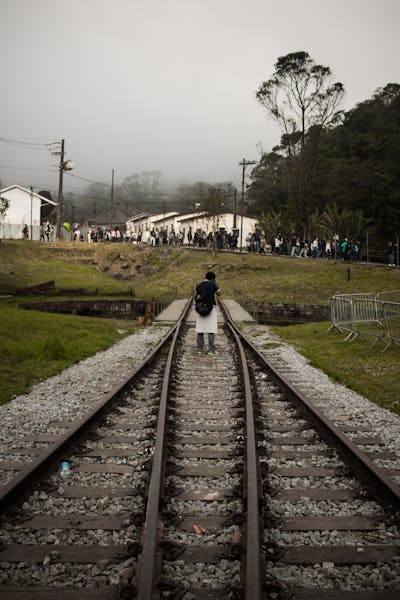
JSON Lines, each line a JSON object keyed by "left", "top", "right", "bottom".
{"left": 42, "top": 338, "right": 67, "bottom": 360}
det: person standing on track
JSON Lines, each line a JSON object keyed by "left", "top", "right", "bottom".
{"left": 195, "top": 271, "right": 221, "bottom": 355}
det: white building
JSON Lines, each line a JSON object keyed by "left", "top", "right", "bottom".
{"left": 125, "top": 210, "right": 259, "bottom": 247}
{"left": 125, "top": 211, "right": 179, "bottom": 242}
{"left": 176, "top": 211, "right": 258, "bottom": 246}
{"left": 0, "top": 185, "right": 57, "bottom": 241}
{"left": 124, "top": 212, "right": 151, "bottom": 240}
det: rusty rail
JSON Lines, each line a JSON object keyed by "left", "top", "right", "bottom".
{"left": 136, "top": 297, "right": 193, "bottom": 599}
{"left": 229, "top": 314, "right": 400, "bottom": 514}
{"left": 0, "top": 324, "right": 177, "bottom": 515}
{"left": 220, "top": 299, "right": 263, "bottom": 599}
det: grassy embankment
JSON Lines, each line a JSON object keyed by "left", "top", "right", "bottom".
{"left": 0, "top": 240, "right": 399, "bottom": 412}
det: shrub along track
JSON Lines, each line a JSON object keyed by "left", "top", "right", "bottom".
{"left": 0, "top": 299, "right": 399, "bottom": 599}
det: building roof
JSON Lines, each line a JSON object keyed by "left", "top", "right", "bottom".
{"left": 175, "top": 211, "right": 206, "bottom": 222}
{"left": 176, "top": 211, "right": 256, "bottom": 224}
{"left": 0, "top": 185, "right": 57, "bottom": 206}
{"left": 126, "top": 212, "right": 151, "bottom": 223}
{"left": 150, "top": 211, "right": 179, "bottom": 224}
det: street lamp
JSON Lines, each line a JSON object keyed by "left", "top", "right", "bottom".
{"left": 55, "top": 139, "right": 74, "bottom": 240}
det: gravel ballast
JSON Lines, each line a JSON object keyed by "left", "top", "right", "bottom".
{"left": 243, "top": 324, "right": 400, "bottom": 466}
{"left": 0, "top": 324, "right": 168, "bottom": 458}
{"left": 1, "top": 319, "right": 399, "bottom": 594}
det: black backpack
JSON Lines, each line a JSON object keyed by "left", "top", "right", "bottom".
{"left": 195, "top": 291, "right": 213, "bottom": 316}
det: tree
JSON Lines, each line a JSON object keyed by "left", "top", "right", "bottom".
{"left": 256, "top": 51, "right": 345, "bottom": 145}
{"left": 0, "top": 196, "right": 9, "bottom": 219}
{"left": 247, "top": 150, "right": 288, "bottom": 216}
{"left": 177, "top": 181, "right": 213, "bottom": 212}
{"left": 177, "top": 181, "right": 236, "bottom": 216}
{"left": 39, "top": 190, "right": 56, "bottom": 222}
{"left": 257, "top": 209, "right": 283, "bottom": 244}
{"left": 202, "top": 186, "right": 225, "bottom": 223}
{"left": 120, "top": 171, "right": 162, "bottom": 213}
{"left": 256, "top": 51, "right": 345, "bottom": 235}
{"left": 0, "top": 196, "right": 10, "bottom": 240}
{"left": 315, "top": 82, "right": 400, "bottom": 241}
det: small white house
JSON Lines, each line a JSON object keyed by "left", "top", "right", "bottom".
{"left": 124, "top": 213, "right": 151, "bottom": 239}
{"left": 125, "top": 211, "right": 179, "bottom": 242}
{"left": 126, "top": 210, "right": 259, "bottom": 247}
{"left": 176, "top": 211, "right": 258, "bottom": 246}
{"left": 0, "top": 185, "right": 57, "bottom": 241}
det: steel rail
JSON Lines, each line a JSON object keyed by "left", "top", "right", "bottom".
{"left": 219, "top": 299, "right": 263, "bottom": 600}
{"left": 223, "top": 306, "right": 400, "bottom": 514}
{"left": 0, "top": 323, "right": 178, "bottom": 515}
{"left": 136, "top": 297, "right": 193, "bottom": 599}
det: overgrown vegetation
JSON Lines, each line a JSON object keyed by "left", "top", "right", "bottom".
{"left": 0, "top": 302, "right": 136, "bottom": 405}
{"left": 0, "top": 240, "right": 399, "bottom": 412}
{"left": 271, "top": 322, "right": 400, "bottom": 416}
{"left": 250, "top": 52, "right": 400, "bottom": 258}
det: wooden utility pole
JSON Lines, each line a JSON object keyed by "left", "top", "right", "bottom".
{"left": 54, "top": 139, "right": 73, "bottom": 240}
{"left": 239, "top": 158, "right": 256, "bottom": 252}
{"left": 56, "top": 139, "right": 65, "bottom": 240}
{"left": 30, "top": 186, "right": 34, "bottom": 241}
{"left": 233, "top": 188, "right": 237, "bottom": 229}
{"left": 109, "top": 168, "right": 114, "bottom": 228}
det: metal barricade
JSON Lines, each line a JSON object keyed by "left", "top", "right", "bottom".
{"left": 377, "top": 290, "right": 400, "bottom": 303}
{"left": 382, "top": 301, "right": 400, "bottom": 351}
{"left": 351, "top": 298, "right": 385, "bottom": 347}
{"left": 329, "top": 293, "right": 378, "bottom": 339}
{"left": 329, "top": 296, "right": 355, "bottom": 338}
{"left": 330, "top": 291, "right": 400, "bottom": 350}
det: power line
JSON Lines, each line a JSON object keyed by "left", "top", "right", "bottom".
{"left": 0, "top": 166, "right": 56, "bottom": 173}
{"left": 64, "top": 171, "right": 180, "bottom": 197}
{"left": 65, "top": 171, "right": 113, "bottom": 187}
{"left": 0, "top": 137, "right": 58, "bottom": 151}
{"left": 226, "top": 164, "right": 241, "bottom": 187}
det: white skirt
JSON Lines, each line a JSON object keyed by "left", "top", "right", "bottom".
{"left": 195, "top": 306, "right": 218, "bottom": 334}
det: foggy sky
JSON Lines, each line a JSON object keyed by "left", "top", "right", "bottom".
{"left": 1, "top": 0, "right": 399, "bottom": 196}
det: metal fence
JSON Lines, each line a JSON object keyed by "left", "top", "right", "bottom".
{"left": 329, "top": 291, "right": 400, "bottom": 351}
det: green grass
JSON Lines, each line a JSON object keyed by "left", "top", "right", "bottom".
{"left": 0, "top": 304, "right": 137, "bottom": 405}
{"left": 0, "top": 240, "right": 399, "bottom": 412}
{"left": 130, "top": 249, "right": 400, "bottom": 303}
{"left": 271, "top": 321, "right": 400, "bottom": 416}
{"left": 0, "top": 240, "right": 137, "bottom": 294}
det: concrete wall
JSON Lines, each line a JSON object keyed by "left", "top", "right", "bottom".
{"left": 18, "top": 298, "right": 330, "bottom": 325}
{"left": 18, "top": 299, "right": 147, "bottom": 319}
{"left": 244, "top": 301, "right": 330, "bottom": 325}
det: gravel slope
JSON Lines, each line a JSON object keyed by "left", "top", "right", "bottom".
{"left": 0, "top": 324, "right": 169, "bottom": 468}
{"left": 243, "top": 324, "right": 400, "bottom": 468}
{"left": 1, "top": 321, "right": 399, "bottom": 480}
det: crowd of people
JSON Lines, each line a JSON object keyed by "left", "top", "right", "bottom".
{"left": 189, "top": 230, "right": 239, "bottom": 251}
{"left": 271, "top": 234, "right": 362, "bottom": 261}
{"left": 23, "top": 221, "right": 55, "bottom": 241}
{"left": 79, "top": 226, "right": 241, "bottom": 250}
{"left": 29, "top": 221, "right": 396, "bottom": 266}
{"left": 44, "top": 223, "right": 364, "bottom": 262}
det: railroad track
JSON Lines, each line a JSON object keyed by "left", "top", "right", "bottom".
{"left": 0, "top": 299, "right": 399, "bottom": 599}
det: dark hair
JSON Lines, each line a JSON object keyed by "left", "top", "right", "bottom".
{"left": 205, "top": 271, "right": 216, "bottom": 280}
